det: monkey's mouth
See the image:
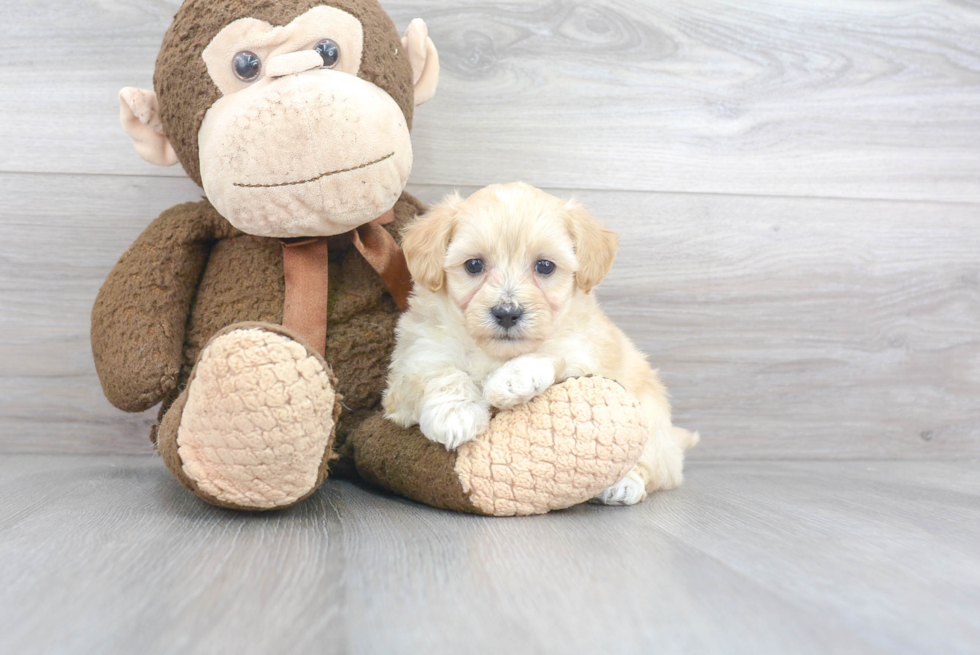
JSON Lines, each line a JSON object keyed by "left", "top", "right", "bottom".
{"left": 233, "top": 152, "right": 395, "bottom": 189}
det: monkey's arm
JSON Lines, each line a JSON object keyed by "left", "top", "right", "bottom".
{"left": 92, "top": 201, "right": 218, "bottom": 412}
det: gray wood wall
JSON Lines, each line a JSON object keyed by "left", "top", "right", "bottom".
{"left": 2, "top": 0, "right": 978, "bottom": 459}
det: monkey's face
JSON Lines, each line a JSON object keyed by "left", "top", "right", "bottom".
{"left": 196, "top": 6, "right": 412, "bottom": 237}
{"left": 120, "top": 1, "right": 439, "bottom": 238}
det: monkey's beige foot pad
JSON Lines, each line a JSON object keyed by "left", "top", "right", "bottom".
{"left": 455, "top": 377, "right": 647, "bottom": 516}
{"left": 177, "top": 328, "right": 337, "bottom": 510}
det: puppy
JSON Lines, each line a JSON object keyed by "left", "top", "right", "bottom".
{"left": 383, "top": 183, "right": 698, "bottom": 505}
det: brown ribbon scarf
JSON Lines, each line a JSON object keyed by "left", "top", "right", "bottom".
{"left": 280, "top": 209, "right": 411, "bottom": 357}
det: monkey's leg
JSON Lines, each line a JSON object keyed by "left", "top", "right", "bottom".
{"left": 348, "top": 377, "right": 647, "bottom": 516}
{"left": 156, "top": 322, "right": 340, "bottom": 511}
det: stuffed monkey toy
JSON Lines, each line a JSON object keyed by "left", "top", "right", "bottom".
{"left": 92, "top": 0, "right": 647, "bottom": 516}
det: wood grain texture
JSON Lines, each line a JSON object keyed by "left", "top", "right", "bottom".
{"left": 2, "top": 173, "right": 977, "bottom": 458}
{"left": 3, "top": 3, "right": 979, "bottom": 653}
{"left": 593, "top": 190, "right": 980, "bottom": 459}
{"left": 3, "top": 0, "right": 980, "bottom": 201}
{"left": 1, "top": 455, "right": 978, "bottom": 654}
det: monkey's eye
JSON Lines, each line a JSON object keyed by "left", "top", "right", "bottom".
{"left": 464, "top": 259, "right": 485, "bottom": 275}
{"left": 315, "top": 39, "right": 341, "bottom": 68}
{"left": 535, "top": 260, "right": 556, "bottom": 276}
{"left": 232, "top": 51, "right": 262, "bottom": 82}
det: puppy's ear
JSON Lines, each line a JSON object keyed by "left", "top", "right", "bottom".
{"left": 565, "top": 200, "right": 619, "bottom": 293}
{"left": 402, "top": 192, "right": 462, "bottom": 292}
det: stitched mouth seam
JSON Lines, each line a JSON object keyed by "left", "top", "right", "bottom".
{"left": 233, "top": 152, "right": 395, "bottom": 189}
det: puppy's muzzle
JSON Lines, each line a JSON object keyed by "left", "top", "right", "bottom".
{"left": 491, "top": 303, "right": 523, "bottom": 329}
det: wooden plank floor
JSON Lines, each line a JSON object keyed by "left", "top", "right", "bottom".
{"left": 2, "top": 0, "right": 979, "bottom": 653}
{"left": 1, "top": 455, "right": 978, "bottom": 655}
{"left": 5, "top": 0, "right": 980, "bottom": 202}
{"left": 3, "top": 174, "right": 977, "bottom": 458}
{"left": 1, "top": 0, "right": 978, "bottom": 459}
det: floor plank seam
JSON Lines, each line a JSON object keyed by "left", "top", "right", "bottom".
{"left": 4, "top": 169, "right": 980, "bottom": 208}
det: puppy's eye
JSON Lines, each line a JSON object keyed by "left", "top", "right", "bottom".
{"left": 315, "top": 39, "right": 341, "bottom": 68}
{"left": 464, "top": 259, "right": 485, "bottom": 275}
{"left": 232, "top": 51, "right": 262, "bottom": 82}
{"left": 535, "top": 260, "right": 556, "bottom": 276}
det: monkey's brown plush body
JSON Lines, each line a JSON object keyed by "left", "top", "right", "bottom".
{"left": 92, "top": 0, "right": 647, "bottom": 515}
{"left": 93, "top": 195, "right": 422, "bottom": 509}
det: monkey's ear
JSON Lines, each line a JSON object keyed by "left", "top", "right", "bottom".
{"left": 119, "top": 87, "right": 179, "bottom": 167}
{"left": 401, "top": 19, "right": 440, "bottom": 107}
{"left": 401, "top": 192, "right": 461, "bottom": 292}
{"left": 564, "top": 200, "right": 619, "bottom": 293}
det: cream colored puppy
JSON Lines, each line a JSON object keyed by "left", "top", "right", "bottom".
{"left": 383, "top": 183, "right": 698, "bottom": 505}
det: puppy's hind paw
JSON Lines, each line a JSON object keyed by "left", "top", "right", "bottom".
{"left": 591, "top": 470, "right": 647, "bottom": 506}
{"left": 419, "top": 399, "right": 490, "bottom": 450}
{"left": 484, "top": 356, "right": 556, "bottom": 410}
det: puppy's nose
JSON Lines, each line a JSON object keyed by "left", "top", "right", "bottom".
{"left": 491, "top": 303, "right": 523, "bottom": 329}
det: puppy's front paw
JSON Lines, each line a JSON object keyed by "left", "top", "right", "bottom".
{"left": 419, "top": 399, "right": 490, "bottom": 450}
{"left": 591, "top": 470, "right": 647, "bottom": 506}
{"left": 484, "top": 356, "right": 556, "bottom": 410}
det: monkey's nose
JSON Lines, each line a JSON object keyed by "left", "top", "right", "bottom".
{"left": 265, "top": 50, "right": 324, "bottom": 78}
{"left": 491, "top": 304, "right": 523, "bottom": 329}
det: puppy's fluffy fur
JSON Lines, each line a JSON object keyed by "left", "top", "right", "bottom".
{"left": 383, "top": 183, "right": 698, "bottom": 505}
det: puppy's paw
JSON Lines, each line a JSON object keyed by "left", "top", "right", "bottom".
{"left": 591, "top": 470, "right": 647, "bottom": 506}
{"left": 419, "top": 399, "right": 490, "bottom": 450}
{"left": 484, "top": 356, "right": 556, "bottom": 410}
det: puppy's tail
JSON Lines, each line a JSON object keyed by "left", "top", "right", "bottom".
{"left": 672, "top": 426, "right": 700, "bottom": 450}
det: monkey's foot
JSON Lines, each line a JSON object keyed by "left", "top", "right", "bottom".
{"left": 158, "top": 325, "right": 339, "bottom": 510}
{"left": 350, "top": 377, "right": 647, "bottom": 516}
{"left": 455, "top": 377, "right": 647, "bottom": 515}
